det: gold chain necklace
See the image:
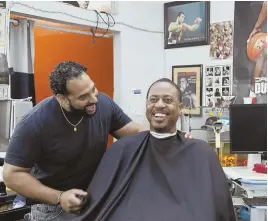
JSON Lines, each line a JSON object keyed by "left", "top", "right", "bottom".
{"left": 60, "top": 105, "right": 84, "bottom": 132}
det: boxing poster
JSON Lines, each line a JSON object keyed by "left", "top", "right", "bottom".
{"left": 233, "top": 1, "right": 267, "bottom": 104}
{"left": 164, "top": 1, "right": 210, "bottom": 49}
{"left": 172, "top": 65, "right": 202, "bottom": 116}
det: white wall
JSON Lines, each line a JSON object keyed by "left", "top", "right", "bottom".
{"left": 164, "top": 1, "right": 235, "bottom": 139}
{"left": 113, "top": 1, "right": 165, "bottom": 127}
{"left": 8, "top": 1, "right": 236, "bottom": 137}
{"left": 8, "top": 1, "right": 165, "bottom": 128}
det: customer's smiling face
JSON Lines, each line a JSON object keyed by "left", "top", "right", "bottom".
{"left": 146, "top": 82, "right": 180, "bottom": 133}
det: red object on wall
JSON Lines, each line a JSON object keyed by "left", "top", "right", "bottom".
{"left": 253, "top": 163, "right": 267, "bottom": 174}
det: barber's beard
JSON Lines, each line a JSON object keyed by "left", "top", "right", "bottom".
{"left": 69, "top": 103, "right": 88, "bottom": 116}
{"left": 67, "top": 99, "right": 97, "bottom": 116}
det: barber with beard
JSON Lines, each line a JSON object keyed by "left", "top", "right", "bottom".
{"left": 2, "top": 61, "right": 144, "bottom": 220}
{"left": 3, "top": 61, "right": 192, "bottom": 220}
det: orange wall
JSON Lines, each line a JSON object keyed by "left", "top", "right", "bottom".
{"left": 33, "top": 26, "right": 114, "bottom": 146}
{"left": 34, "top": 27, "right": 114, "bottom": 103}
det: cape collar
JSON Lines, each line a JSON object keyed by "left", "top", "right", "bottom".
{"left": 150, "top": 131, "right": 177, "bottom": 139}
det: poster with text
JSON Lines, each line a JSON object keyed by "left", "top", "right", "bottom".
{"left": 164, "top": 2, "right": 210, "bottom": 49}
{"left": 233, "top": 1, "right": 267, "bottom": 104}
{"left": 172, "top": 65, "right": 202, "bottom": 116}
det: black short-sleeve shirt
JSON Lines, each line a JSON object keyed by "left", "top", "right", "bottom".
{"left": 5, "top": 92, "right": 132, "bottom": 191}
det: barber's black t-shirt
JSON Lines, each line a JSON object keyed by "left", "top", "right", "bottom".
{"left": 5, "top": 93, "right": 131, "bottom": 191}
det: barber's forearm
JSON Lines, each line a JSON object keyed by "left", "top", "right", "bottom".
{"left": 114, "top": 121, "right": 148, "bottom": 138}
{"left": 137, "top": 124, "right": 148, "bottom": 132}
{"left": 5, "top": 172, "right": 60, "bottom": 205}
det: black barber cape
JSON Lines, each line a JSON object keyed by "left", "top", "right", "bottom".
{"left": 56, "top": 131, "right": 236, "bottom": 221}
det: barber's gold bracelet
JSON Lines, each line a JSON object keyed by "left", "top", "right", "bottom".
{"left": 57, "top": 191, "right": 64, "bottom": 205}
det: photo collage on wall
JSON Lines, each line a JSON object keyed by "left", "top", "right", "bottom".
{"left": 209, "top": 21, "right": 233, "bottom": 59}
{"left": 205, "top": 65, "right": 232, "bottom": 108}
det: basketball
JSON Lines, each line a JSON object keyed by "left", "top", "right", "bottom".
{"left": 247, "top": 32, "right": 267, "bottom": 61}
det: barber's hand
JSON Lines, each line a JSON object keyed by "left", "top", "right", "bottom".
{"left": 59, "top": 189, "right": 88, "bottom": 213}
{"left": 184, "top": 132, "right": 193, "bottom": 139}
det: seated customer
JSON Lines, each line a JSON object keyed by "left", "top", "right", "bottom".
{"left": 55, "top": 78, "right": 236, "bottom": 221}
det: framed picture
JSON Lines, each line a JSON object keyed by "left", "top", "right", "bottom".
{"left": 172, "top": 64, "right": 203, "bottom": 116}
{"left": 205, "top": 64, "right": 235, "bottom": 108}
{"left": 164, "top": 1, "right": 210, "bottom": 49}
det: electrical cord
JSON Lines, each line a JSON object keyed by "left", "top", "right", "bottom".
{"left": 90, "top": 10, "right": 99, "bottom": 44}
{"left": 9, "top": 1, "right": 163, "bottom": 34}
{"left": 90, "top": 10, "right": 115, "bottom": 44}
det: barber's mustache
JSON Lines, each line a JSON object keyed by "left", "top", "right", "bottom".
{"left": 85, "top": 102, "right": 97, "bottom": 107}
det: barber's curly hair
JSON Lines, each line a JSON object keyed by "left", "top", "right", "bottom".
{"left": 49, "top": 61, "right": 87, "bottom": 95}
{"left": 146, "top": 78, "right": 181, "bottom": 102}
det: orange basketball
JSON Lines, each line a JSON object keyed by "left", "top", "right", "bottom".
{"left": 247, "top": 32, "right": 267, "bottom": 61}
